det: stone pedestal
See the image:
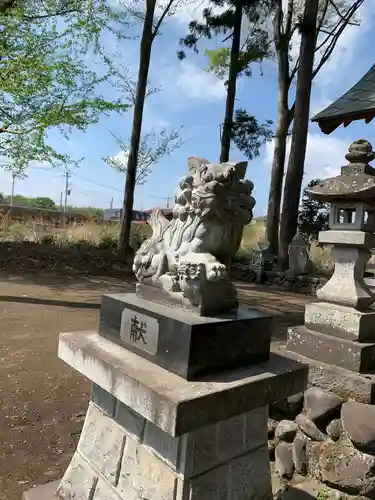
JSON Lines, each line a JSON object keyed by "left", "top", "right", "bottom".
{"left": 286, "top": 230, "right": 375, "bottom": 378}
{"left": 23, "top": 293, "right": 308, "bottom": 500}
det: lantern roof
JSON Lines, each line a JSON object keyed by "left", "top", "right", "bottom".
{"left": 306, "top": 139, "right": 375, "bottom": 202}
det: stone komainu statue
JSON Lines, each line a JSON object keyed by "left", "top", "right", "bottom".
{"left": 133, "top": 157, "right": 255, "bottom": 315}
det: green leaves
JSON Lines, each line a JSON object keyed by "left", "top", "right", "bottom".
{"left": 0, "top": 0, "right": 131, "bottom": 172}
{"left": 231, "top": 109, "right": 273, "bottom": 160}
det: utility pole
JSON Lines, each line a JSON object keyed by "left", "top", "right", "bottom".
{"left": 64, "top": 170, "right": 71, "bottom": 212}
{"left": 110, "top": 197, "right": 113, "bottom": 209}
{"left": 60, "top": 192, "right": 63, "bottom": 212}
{"left": 10, "top": 172, "right": 16, "bottom": 206}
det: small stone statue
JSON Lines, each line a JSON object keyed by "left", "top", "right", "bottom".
{"left": 133, "top": 157, "right": 255, "bottom": 315}
{"left": 288, "top": 231, "right": 311, "bottom": 275}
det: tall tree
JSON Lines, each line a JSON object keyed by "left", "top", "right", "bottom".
{"left": 0, "top": 0, "right": 130, "bottom": 172}
{"left": 119, "top": 0, "right": 183, "bottom": 255}
{"left": 266, "top": 0, "right": 364, "bottom": 259}
{"left": 178, "top": 0, "right": 273, "bottom": 163}
{"left": 278, "top": 0, "right": 319, "bottom": 269}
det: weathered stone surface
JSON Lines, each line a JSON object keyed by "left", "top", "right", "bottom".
{"left": 342, "top": 400, "right": 375, "bottom": 450}
{"left": 326, "top": 419, "right": 342, "bottom": 442}
{"left": 22, "top": 481, "right": 59, "bottom": 500}
{"left": 100, "top": 294, "right": 272, "bottom": 380}
{"left": 293, "top": 435, "right": 307, "bottom": 475}
{"left": 91, "top": 383, "right": 116, "bottom": 417}
{"left": 57, "top": 453, "right": 98, "bottom": 500}
{"left": 296, "top": 414, "right": 326, "bottom": 441}
{"left": 275, "top": 442, "right": 294, "bottom": 479}
{"left": 275, "top": 420, "right": 298, "bottom": 442}
{"left": 92, "top": 479, "right": 118, "bottom": 500}
{"left": 275, "top": 479, "right": 344, "bottom": 500}
{"left": 229, "top": 444, "right": 272, "bottom": 500}
{"left": 303, "top": 387, "right": 342, "bottom": 422}
{"left": 287, "top": 325, "right": 375, "bottom": 373}
{"left": 273, "top": 344, "right": 375, "bottom": 404}
{"left": 59, "top": 331, "right": 308, "bottom": 437}
{"left": 182, "top": 407, "right": 267, "bottom": 478}
{"left": 132, "top": 159, "right": 255, "bottom": 316}
{"left": 78, "top": 403, "right": 126, "bottom": 485}
{"left": 115, "top": 400, "right": 146, "bottom": 442}
{"left": 143, "top": 419, "right": 180, "bottom": 468}
{"left": 184, "top": 464, "right": 228, "bottom": 500}
{"left": 118, "top": 438, "right": 178, "bottom": 499}
{"left": 318, "top": 442, "right": 375, "bottom": 495}
{"left": 305, "top": 301, "right": 375, "bottom": 342}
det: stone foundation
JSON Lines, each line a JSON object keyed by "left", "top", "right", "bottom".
{"left": 267, "top": 346, "right": 375, "bottom": 498}
{"left": 55, "top": 389, "right": 272, "bottom": 500}
{"left": 22, "top": 328, "right": 307, "bottom": 500}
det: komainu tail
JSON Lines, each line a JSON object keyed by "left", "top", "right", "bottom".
{"left": 148, "top": 207, "right": 170, "bottom": 239}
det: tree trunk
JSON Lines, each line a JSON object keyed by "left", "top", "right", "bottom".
{"left": 219, "top": 1, "right": 242, "bottom": 164}
{"left": 265, "top": 36, "right": 290, "bottom": 257}
{"left": 118, "top": 0, "right": 156, "bottom": 255}
{"left": 278, "top": 0, "right": 319, "bottom": 270}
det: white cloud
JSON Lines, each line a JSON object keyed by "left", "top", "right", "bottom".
{"left": 264, "top": 132, "right": 353, "bottom": 183}
{"left": 172, "top": 0, "right": 226, "bottom": 25}
{"left": 175, "top": 61, "right": 226, "bottom": 101}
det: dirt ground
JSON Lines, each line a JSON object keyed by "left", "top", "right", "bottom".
{"left": 0, "top": 271, "right": 308, "bottom": 500}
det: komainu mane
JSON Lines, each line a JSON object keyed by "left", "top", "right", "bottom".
{"left": 133, "top": 156, "right": 255, "bottom": 315}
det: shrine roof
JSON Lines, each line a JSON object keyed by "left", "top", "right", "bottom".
{"left": 312, "top": 64, "right": 375, "bottom": 134}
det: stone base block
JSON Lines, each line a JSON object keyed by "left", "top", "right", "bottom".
{"left": 59, "top": 331, "right": 308, "bottom": 436}
{"left": 99, "top": 293, "right": 273, "bottom": 380}
{"left": 273, "top": 344, "right": 375, "bottom": 404}
{"left": 305, "top": 301, "right": 375, "bottom": 342}
{"left": 286, "top": 325, "right": 375, "bottom": 373}
{"left": 22, "top": 481, "right": 59, "bottom": 500}
{"left": 51, "top": 396, "right": 273, "bottom": 500}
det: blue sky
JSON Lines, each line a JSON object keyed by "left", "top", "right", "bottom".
{"left": 2, "top": 1, "right": 375, "bottom": 216}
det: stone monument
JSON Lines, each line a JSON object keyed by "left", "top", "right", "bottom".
{"left": 22, "top": 157, "right": 307, "bottom": 500}
{"left": 268, "top": 140, "right": 375, "bottom": 496}
{"left": 287, "top": 230, "right": 311, "bottom": 275}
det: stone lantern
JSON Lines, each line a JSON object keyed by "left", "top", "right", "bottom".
{"left": 307, "top": 139, "right": 375, "bottom": 311}
{"left": 287, "top": 139, "right": 375, "bottom": 374}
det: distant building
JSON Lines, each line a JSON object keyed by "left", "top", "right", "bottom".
{"left": 103, "top": 208, "right": 173, "bottom": 223}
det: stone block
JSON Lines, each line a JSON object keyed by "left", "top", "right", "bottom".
{"left": 305, "top": 301, "right": 375, "bottom": 342}
{"left": 117, "top": 438, "right": 178, "bottom": 499}
{"left": 91, "top": 383, "right": 117, "bottom": 417}
{"left": 318, "top": 230, "right": 375, "bottom": 248}
{"left": 143, "top": 419, "right": 180, "bottom": 468}
{"left": 78, "top": 403, "right": 126, "bottom": 485}
{"left": 57, "top": 453, "right": 98, "bottom": 500}
{"left": 58, "top": 331, "right": 308, "bottom": 436}
{"left": 229, "top": 445, "right": 272, "bottom": 500}
{"left": 92, "top": 478, "right": 119, "bottom": 500}
{"left": 181, "top": 464, "right": 228, "bottom": 500}
{"left": 177, "top": 444, "right": 272, "bottom": 500}
{"left": 143, "top": 405, "right": 267, "bottom": 478}
{"left": 272, "top": 345, "right": 375, "bottom": 404}
{"left": 115, "top": 400, "right": 146, "bottom": 442}
{"left": 22, "top": 481, "right": 59, "bottom": 500}
{"left": 287, "top": 325, "right": 375, "bottom": 373}
{"left": 99, "top": 293, "right": 273, "bottom": 380}
{"left": 245, "top": 406, "right": 268, "bottom": 449}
